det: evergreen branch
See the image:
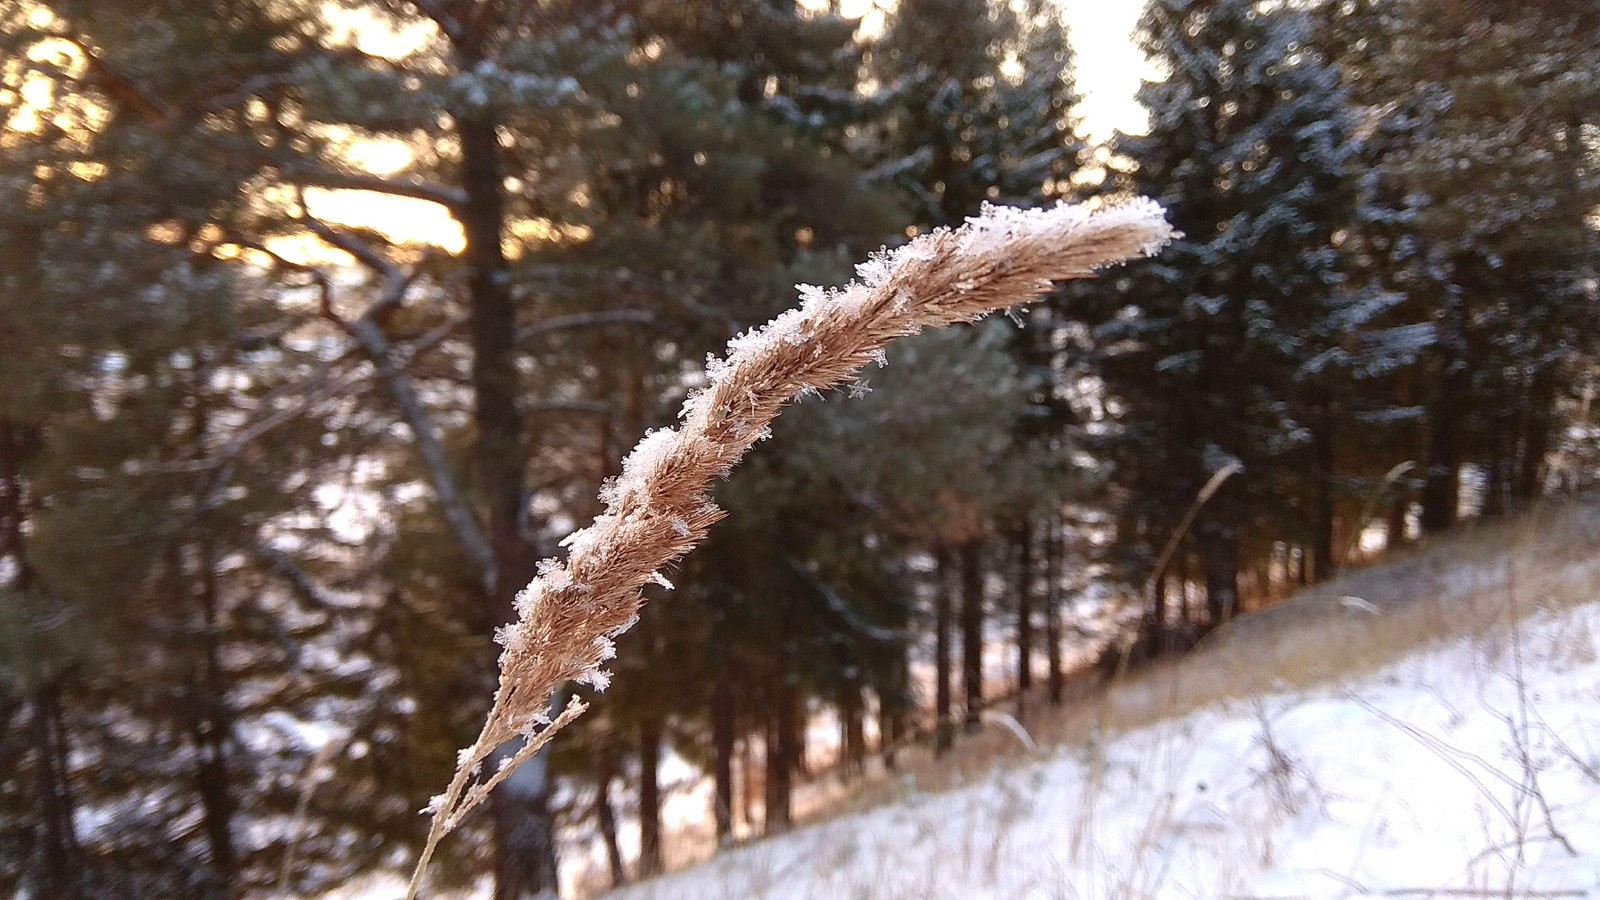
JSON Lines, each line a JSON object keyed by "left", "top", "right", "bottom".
{"left": 407, "top": 198, "right": 1173, "bottom": 897}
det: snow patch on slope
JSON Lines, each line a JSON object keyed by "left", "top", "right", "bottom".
{"left": 613, "top": 577, "right": 1600, "bottom": 898}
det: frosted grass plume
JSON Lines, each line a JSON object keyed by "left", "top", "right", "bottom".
{"left": 407, "top": 198, "right": 1172, "bottom": 896}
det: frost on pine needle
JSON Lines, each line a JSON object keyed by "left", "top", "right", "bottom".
{"left": 406, "top": 198, "right": 1172, "bottom": 897}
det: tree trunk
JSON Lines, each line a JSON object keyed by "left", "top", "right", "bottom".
{"left": 31, "top": 683, "right": 81, "bottom": 900}
{"left": 455, "top": 34, "right": 560, "bottom": 893}
{"left": 1180, "top": 549, "right": 1203, "bottom": 624}
{"left": 881, "top": 643, "right": 908, "bottom": 770}
{"left": 960, "top": 540, "right": 984, "bottom": 734}
{"left": 1149, "top": 566, "right": 1168, "bottom": 648}
{"left": 736, "top": 737, "right": 753, "bottom": 833}
{"left": 490, "top": 737, "right": 558, "bottom": 899}
{"left": 711, "top": 652, "right": 735, "bottom": 844}
{"left": 1420, "top": 304, "right": 1467, "bottom": 534}
{"left": 637, "top": 717, "right": 663, "bottom": 878}
{"left": 192, "top": 541, "right": 236, "bottom": 895}
{"left": 456, "top": 37, "right": 525, "bottom": 605}
{"left": 1483, "top": 401, "right": 1513, "bottom": 518}
{"left": 765, "top": 678, "right": 796, "bottom": 835}
{"left": 182, "top": 347, "right": 237, "bottom": 896}
{"left": 1385, "top": 489, "right": 1411, "bottom": 551}
{"left": 2, "top": 423, "right": 81, "bottom": 897}
{"left": 1196, "top": 519, "right": 1240, "bottom": 628}
{"left": 838, "top": 684, "right": 864, "bottom": 777}
{"left": 933, "top": 544, "right": 953, "bottom": 755}
{"left": 594, "top": 754, "right": 626, "bottom": 889}
{"left": 1311, "top": 392, "right": 1336, "bottom": 580}
{"left": 1420, "top": 402, "right": 1461, "bottom": 533}
{"left": 1015, "top": 523, "right": 1034, "bottom": 717}
{"left": 1044, "top": 520, "right": 1063, "bottom": 706}
{"left": 1515, "top": 369, "right": 1556, "bottom": 505}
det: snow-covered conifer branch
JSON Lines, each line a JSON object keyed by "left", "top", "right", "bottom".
{"left": 407, "top": 198, "right": 1172, "bottom": 897}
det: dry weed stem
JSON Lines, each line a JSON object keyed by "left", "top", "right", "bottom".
{"left": 407, "top": 198, "right": 1173, "bottom": 897}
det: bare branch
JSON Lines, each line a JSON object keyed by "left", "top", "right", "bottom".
{"left": 66, "top": 35, "right": 174, "bottom": 125}
{"left": 285, "top": 163, "right": 468, "bottom": 209}
{"left": 253, "top": 544, "right": 341, "bottom": 611}
{"left": 517, "top": 309, "right": 656, "bottom": 343}
{"left": 210, "top": 135, "right": 469, "bottom": 208}
{"left": 523, "top": 399, "right": 611, "bottom": 416}
{"left": 298, "top": 210, "right": 499, "bottom": 592}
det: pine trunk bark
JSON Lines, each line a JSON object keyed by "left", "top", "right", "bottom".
{"left": 637, "top": 717, "right": 663, "bottom": 878}
{"left": 1311, "top": 392, "right": 1336, "bottom": 580}
{"left": 185, "top": 347, "right": 237, "bottom": 895}
{"left": 1196, "top": 519, "right": 1240, "bottom": 628}
{"left": 1180, "top": 551, "right": 1202, "bottom": 624}
{"left": 1484, "top": 396, "right": 1514, "bottom": 518}
{"left": 711, "top": 652, "right": 735, "bottom": 843}
{"left": 838, "top": 685, "right": 865, "bottom": 777}
{"left": 3, "top": 423, "right": 80, "bottom": 898}
{"left": 960, "top": 540, "right": 984, "bottom": 734}
{"left": 455, "top": 39, "right": 560, "bottom": 893}
{"left": 594, "top": 754, "right": 626, "bottom": 889}
{"left": 31, "top": 683, "right": 81, "bottom": 900}
{"left": 192, "top": 541, "right": 236, "bottom": 894}
{"left": 1515, "top": 370, "right": 1556, "bottom": 505}
{"left": 1385, "top": 490, "right": 1411, "bottom": 551}
{"left": 1015, "top": 523, "right": 1034, "bottom": 717}
{"left": 765, "top": 679, "right": 796, "bottom": 834}
{"left": 736, "top": 738, "right": 753, "bottom": 832}
{"left": 933, "top": 544, "right": 953, "bottom": 754}
{"left": 1420, "top": 303, "right": 1467, "bottom": 534}
{"left": 1044, "top": 520, "right": 1063, "bottom": 706}
{"left": 1420, "top": 398, "right": 1462, "bottom": 532}
{"left": 490, "top": 736, "right": 558, "bottom": 898}
{"left": 881, "top": 644, "right": 908, "bottom": 770}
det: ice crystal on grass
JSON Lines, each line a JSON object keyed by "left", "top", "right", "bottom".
{"left": 855, "top": 250, "right": 898, "bottom": 287}
{"left": 575, "top": 667, "right": 611, "bottom": 691}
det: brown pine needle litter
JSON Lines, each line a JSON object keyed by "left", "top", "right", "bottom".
{"left": 407, "top": 198, "right": 1173, "bottom": 896}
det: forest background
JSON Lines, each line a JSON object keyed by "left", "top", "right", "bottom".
{"left": 2, "top": 0, "right": 1597, "bottom": 897}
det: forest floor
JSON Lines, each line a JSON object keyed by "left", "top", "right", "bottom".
{"left": 601, "top": 500, "right": 1600, "bottom": 899}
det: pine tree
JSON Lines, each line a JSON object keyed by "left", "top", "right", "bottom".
{"left": 868, "top": 0, "right": 1087, "bottom": 733}
{"left": 0, "top": 11, "right": 427, "bottom": 896}
{"left": 869, "top": 0, "right": 1082, "bottom": 228}
{"left": 1349, "top": 0, "right": 1600, "bottom": 530}
{"left": 1080, "top": 0, "right": 1365, "bottom": 635}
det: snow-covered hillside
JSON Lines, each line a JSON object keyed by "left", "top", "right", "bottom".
{"left": 610, "top": 507, "right": 1600, "bottom": 899}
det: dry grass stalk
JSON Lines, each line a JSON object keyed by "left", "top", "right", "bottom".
{"left": 407, "top": 198, "right": 1173, "bottom": 895}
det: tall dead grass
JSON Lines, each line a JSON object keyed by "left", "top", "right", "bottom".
{"left": 406, "top": 199, "right": 1175, "bottom": 895}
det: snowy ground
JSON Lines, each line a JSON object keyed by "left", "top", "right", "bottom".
{"left": 609, "top": 537, "right": 1600, "bottom": 898}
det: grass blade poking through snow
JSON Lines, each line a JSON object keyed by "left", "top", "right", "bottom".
{"left": 407, "top": 198, "right": 1173, "bottom": 896}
